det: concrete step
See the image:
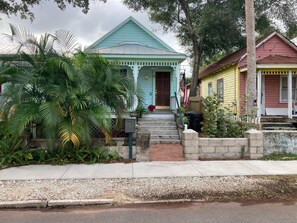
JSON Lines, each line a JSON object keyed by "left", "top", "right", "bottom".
{"left": 260, "top": 116, "right": 289, "bottom": 123}
{"left": 263, "top": 127, "right": 297, "bottom": 131}
{"left": 138, "top": 121, "right": 176, "bottom": 126}
{"left": 150, "top": 139, "right": 181, "bottom": 144}
{"left": 140, "top": 126, "right": 178, "bottom": 131}
{"left": 262, "top": 122, "right": 297, "bottom": 130}
{"left": 138, "top": 117, "right": 174, "bottom": 122}
{"left": 150, "top": 130, "right": 179, "bottom": 135}
{"left": 262, "top": 122, "right": 294, "bottom": 128}
{"left": 151, "top": 135, "right": 180, "bottom": 140}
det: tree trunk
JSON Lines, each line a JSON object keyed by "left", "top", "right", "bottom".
{"left": 189, "top": 44, "right": 200, "bottom": 96}
{"left": 178, "top": 0, "right": 200, "bottom": 97}
{"left": 245, "top": 0, "right": 257, "bottom": 116}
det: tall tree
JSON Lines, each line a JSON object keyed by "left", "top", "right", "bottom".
{"left": 123, "top": 0, "right": 297, "bottom": 97}
{"left": 123, "top": 0, "right": 245, "bottom": 96}
{"left": 245, "top": 0, "right": 256, "bottom": 116}
{"left": 0, "top": 0, "right": 106, "bottom": 20}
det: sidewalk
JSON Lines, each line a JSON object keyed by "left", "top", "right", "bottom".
{"left": 1, "top": 160, "right": 297, "bottom": 181}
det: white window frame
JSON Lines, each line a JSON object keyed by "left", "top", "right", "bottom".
{"left": 217, "top": 78, "right": 224, "bottom": 101}
{"left": 280, "top": 76, "right": 297, "bottom": 103}
{"left": 208, "top": 82, "right": 213, "bottom": 96}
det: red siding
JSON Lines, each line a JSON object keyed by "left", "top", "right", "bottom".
{"left": 265, "top": 75, "right": 286, "bottom": 108}
{"left": 239, "top": 35, "right": 297, "bottom": 67}
{"left": 239, "top": 72, "right": 247, "bottom": 114}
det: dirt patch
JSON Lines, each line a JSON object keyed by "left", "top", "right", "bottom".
{"left": 140, "top": 176, "right": 297, "bottom": 202}
{"left": 2, "top": 176, "right": 297, "bottom": 204}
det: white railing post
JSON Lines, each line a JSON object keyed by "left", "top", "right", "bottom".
{"left": 288, "top": 70, "right": 293, "bottom": 118}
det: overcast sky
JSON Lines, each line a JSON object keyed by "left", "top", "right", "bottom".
{"left": 0, "top": 1, "right": 183, "bottom": 51}
{"left": 0, "top": 0, "right": 191, "bottom": 74}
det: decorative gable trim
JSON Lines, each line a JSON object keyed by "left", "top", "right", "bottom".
{"left": 238, "top": 32, "right": 297, "bottom": 63}
{"left": 87, "top": 16, "right": 175, "bottom": 52}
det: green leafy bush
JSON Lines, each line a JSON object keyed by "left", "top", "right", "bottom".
{"left": 30, "top": 146, "right": 123, "bottom": 165}
{"left": 202, "top": 95, "right": 255, "bottom": 138}
{"left": 135, "top": 103, "right": 148, "bottom": 118}
{"left": 0, "top": 121, "right": 33, "bottom": 168}
{"left": 0, "top": 121, "right": 123, "bottom": 168}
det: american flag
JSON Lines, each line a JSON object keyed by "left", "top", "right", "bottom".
{"left": 182, "top": 72, "right": 189, "bottom": 106}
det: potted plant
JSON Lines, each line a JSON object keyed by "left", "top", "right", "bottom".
{"left": 148, "top": 104, "right": 156, "bottom": 112}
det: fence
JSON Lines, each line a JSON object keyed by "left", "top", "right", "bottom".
{"left": 182, "top": 129, "right": 264, "bottom": 160}
{"left": 33, "top": 118, "right": 128, "bottom": 139}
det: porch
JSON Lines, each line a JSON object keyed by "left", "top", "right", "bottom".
{"left": 112, "top": 60, "right": 182, "bottom": 111}
{"left": 256, "top": 69, "right": 297, "bottom": 119}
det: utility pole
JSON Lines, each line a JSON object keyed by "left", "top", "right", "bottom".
{"left": 245, "top": 0, "right": 257, "bottom": 116}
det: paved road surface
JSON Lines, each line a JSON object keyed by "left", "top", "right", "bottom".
{"left": 1, "top": 202, "right": 297, "bottom": 223}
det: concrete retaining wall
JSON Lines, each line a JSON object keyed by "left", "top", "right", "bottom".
{"left": 198, "top": 138, "right": 248, "bottom": 159}
{"left": 182, "top": 129, "right": 263, "bottom": 160}
{"left": 263, "top": 130, "right": 297, "bottom": 155}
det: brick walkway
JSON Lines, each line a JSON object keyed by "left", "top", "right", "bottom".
{"left": 150, "top": 144, "right": 185, "bottom": 161}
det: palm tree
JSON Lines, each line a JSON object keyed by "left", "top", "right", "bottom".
{"left": 0, "top": 25, "right": 136, "bottom": 150}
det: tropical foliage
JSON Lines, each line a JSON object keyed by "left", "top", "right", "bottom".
{"left": 202, "top": 95, "right": 255, "bottom": 138}
{"left": 0, "top": 25, "right": 136, "bottom": 150}
{"left": 0, "top": 0, "right": 106, "bottom": 20}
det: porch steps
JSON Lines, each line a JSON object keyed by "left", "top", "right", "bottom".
{"left": 261, "top": 116, "right": 297, "bottom": 130}
{"left": 138, "top": 114, "right": 181, "bottom": 144}
{"left": 262, "top": 122, "right": 297, "bottom": 130}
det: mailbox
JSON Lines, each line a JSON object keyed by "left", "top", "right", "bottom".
{"left": 125, "top": 118, "right": 136, "bottom": 133}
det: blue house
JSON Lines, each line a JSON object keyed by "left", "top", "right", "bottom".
{"left": 86, "top": 17, "right": 187, "bottom": 110}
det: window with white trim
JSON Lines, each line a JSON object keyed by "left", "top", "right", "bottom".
{"left": 208, "top": 82, "right": 213, "bottom": 96}
{"left": 280, "top": 76, "right": 297, "bottom": 102}
{"left": 217, "top": 79, "right": 224, "bottom": 101}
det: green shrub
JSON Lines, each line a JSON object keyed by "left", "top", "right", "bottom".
{"left": 135, "top": 103, "right": 148, "bottom": 118}
{"left": 0, "top": 121, "right": 33, "bottom": 168}
{"left": 202, "top": 95, "right": 255, "bottom": 138}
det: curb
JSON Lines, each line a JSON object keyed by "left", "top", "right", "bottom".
{"left": 47, "top": 199, "right": 113, "bottom": 207}
{"left": 0, "top": 200, "right": 47, "bottom": 208}
{"left": 131, "top": 199, "right": 192, "bottom": 204}
{"left": 0, "top": 198, "right": 203, "bottom": 209}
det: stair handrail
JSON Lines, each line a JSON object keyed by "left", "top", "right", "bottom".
{"left": 174, "top": 92, "right": 184, "bottom": 127}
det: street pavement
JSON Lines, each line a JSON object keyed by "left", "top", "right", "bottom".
{"left": 1, "top": 160, "right": 297, "bottom": 181}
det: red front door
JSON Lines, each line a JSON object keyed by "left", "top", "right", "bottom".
{"left": 156, "top": 72, "right": 170, "bottom": 106}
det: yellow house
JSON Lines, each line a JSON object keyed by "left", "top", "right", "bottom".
{"left": 199, "top": 32, "right": 297, "bottom": 119}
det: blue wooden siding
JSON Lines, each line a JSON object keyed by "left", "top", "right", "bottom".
{"left": 137, "top": 68, "right": 154, "bottom": 106}
{"left": 93, "top": 20, "right": 168, "bottom": 50}
{"left": 135, "top": 67, "right": 176, "bottom": 107}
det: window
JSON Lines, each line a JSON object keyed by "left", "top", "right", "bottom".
{"left": 217, "top": 79, "right": 224, "bottom": 101}
{"left": 119, "top": 69, "right": 128, "bottom": 77}
{"left": 208, "top": 82, "right": 213, "bottom": 96}
{"left": 280, "top": 76, "right": 297, "bottom": 102}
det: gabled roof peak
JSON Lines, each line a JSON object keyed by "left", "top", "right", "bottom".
{"left": 87, "top": 16, "right": 176, "bottom": 52}
{"left": 199, "top": 31, "right": 297, "bottom": 79}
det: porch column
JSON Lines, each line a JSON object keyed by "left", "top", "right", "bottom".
{"left": 288, "top": 70, "right": 293, "bottom": 118}
{"left": 176, "top": 65, "right": 180, "bottom": 104}
{"left": 132, "top": 64, "right": 139, "bottom": 84}
{"left": 257, "top": 70, "right": 262, "bottom": 118}
{"left": 129, "top": 63, "right": 143, "bottom": 111}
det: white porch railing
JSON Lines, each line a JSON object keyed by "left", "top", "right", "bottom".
{"left": 231, "top": 115, "right": 261, "bottom": 125}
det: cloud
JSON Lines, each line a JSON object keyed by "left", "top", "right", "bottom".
{"left": 0, "top": 0, "right": 191, "bottom": 75}
{"left": 0, "top": 0, "right": 183, "bottom": 52}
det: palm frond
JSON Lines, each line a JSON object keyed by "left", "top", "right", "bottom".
{"left": 55, "top": 29, "right": 79, "bottom": 55}
{"left": 39, "top": 101, "right": 64, "bottom": 127}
